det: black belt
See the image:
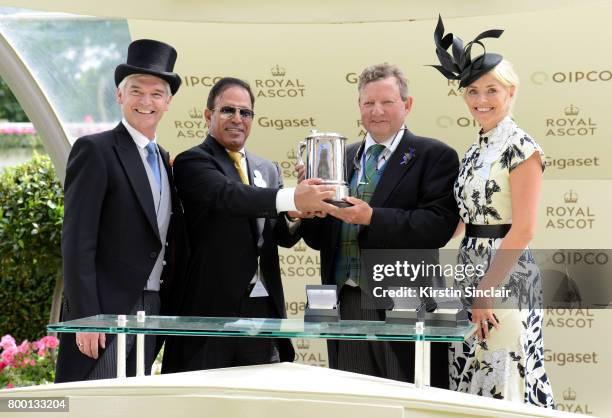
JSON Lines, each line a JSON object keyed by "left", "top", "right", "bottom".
{"left": 465, "top": 224, "right": 511, "bottom": 239}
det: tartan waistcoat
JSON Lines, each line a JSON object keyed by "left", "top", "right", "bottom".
{"left": 334, "top": 144, "right": 387, "bottom": 287}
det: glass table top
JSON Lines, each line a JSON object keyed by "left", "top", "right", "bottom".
{"left": 48, "top": 315, "right": 476, "bottom": 342}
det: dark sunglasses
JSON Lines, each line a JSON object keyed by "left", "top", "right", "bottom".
{"left": 213, "top": 106, "right": 255, "bottom": 120}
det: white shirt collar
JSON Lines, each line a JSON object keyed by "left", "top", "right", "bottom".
{"left": 225, "top": 147, "right": 246, "bottom": 157}
{"left": 364, "top": 127, "right": 405, "bottom": 155}
{"left": 122, "top": 118, "right": 157, "bottom": 149}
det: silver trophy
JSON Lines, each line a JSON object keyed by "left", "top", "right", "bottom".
{"left": 297, "top": 130, "right": 351, "bottom": 208}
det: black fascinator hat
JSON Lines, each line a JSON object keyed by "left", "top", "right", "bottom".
{"left": 430, "top": 15, "right": 504, "bottom": 88}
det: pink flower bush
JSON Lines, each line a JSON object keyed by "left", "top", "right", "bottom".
{"left": 0, "top": 335, "right": 15, "bottom": 350}
{"left": 0, "top": 334, "right": 59, "bottom": 388}
{"left": 40, "top": 336, "right": 59, "bottom": 349}
{"left": 1, "top": 346, "right": 17, "bottom": 364}
{"left": 17, "top": 341, "right": 30, "bottom": 354}
{"left": 32, "top": 336, "right": 58, "bottom": 357}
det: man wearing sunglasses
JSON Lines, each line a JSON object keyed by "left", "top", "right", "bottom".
{"left": 162, "top": 77, "right": 336, "bottom": 372}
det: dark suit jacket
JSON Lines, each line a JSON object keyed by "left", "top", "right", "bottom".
{"left": 300, "top": 129, "right": 460, "bottom": 385}
{"left": 55, "top": 123, "right": 187, "bottom": 383}
{"left": 302, "top": 129, "right": 459, "bottom": 280}
{"left": 162, "top": 135, "right": 298, "bottom": 373}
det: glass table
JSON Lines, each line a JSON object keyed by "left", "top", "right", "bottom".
{"left": 48, "top": 314, "right": 476, "bottom": 388}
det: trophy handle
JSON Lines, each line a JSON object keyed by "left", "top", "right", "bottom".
{"left": 297, "top": 140, "right": 307, "bottom": 166}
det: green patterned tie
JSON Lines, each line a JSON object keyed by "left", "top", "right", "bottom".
{"left": 358, "top": 144, "right": 385, "bottom": 196}
{"left": 334, "top": 143, "right": 387, "bottom": 287}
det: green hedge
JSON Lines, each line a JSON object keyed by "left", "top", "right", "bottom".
{"left": 0, "top": 134, "right": 43, "bottom": 150}
{"left": 0, "top": 154, "right": 63, "bottom": 341}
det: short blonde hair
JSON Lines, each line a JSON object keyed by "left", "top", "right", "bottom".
{"left": 490, "top": 59, "right": 519, "bottom": 89}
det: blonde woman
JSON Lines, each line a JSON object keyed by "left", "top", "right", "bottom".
{"left": 430, "top": 16, "right": 554, "bottom": 407}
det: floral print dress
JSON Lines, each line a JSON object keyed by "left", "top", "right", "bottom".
{"left": 449, "top": 116, "right": 554, "bottom": 408}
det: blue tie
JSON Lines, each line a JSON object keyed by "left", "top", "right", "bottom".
{"left": 145, "top": 142, "right": 161, "bottom": 188}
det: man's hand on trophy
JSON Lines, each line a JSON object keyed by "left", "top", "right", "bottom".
{"left": 286, "top": 210, "right": 327, "bottom": 219}
{"left": 286, "top": 210, "right": 315, "bottom": 219}
{"left": 327, "top": 196, "right": 373, "bottom": 225}
{"left": 296, "top": 163, "right": 306, "bottom": 183}
{"left": 294, "top": 178, "right": 337, "bottom": 213}
{"left": 294, "top": 166, "right": 329, "bottom": 217}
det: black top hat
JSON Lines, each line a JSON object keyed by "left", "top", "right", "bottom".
{"left": 429, "top": 15, "right": 504, "bottom": 88}
{"left": 115, "top": 39, "right": 181, "bottom": 95}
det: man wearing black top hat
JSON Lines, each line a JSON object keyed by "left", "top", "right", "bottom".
{"left": 55, "top": 39, "right": 187, "bottom": 382}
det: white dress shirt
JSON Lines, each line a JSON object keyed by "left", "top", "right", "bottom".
{"left": 354, "top": 127, "right": 405, "bottom": 181}
{"left": 122, "top": 118, "right": 171, "bottom": 291}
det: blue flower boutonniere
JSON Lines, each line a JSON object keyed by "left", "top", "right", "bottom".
{"left": 400, "top": 147, "right": 416, "bottom": 165}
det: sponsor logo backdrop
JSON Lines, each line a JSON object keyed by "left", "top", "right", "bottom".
{"left": 129, "top": 3, "right": 612, "bottom": 414}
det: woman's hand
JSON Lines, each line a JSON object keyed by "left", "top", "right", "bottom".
{"left": 471, "top": 293, "right": 499, "bottom": 341}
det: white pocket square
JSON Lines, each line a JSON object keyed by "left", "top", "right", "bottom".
{"left": 253, "top": 169, "right": 267, "bottom": 187}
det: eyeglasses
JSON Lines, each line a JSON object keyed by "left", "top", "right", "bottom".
{"left": 212, "top": 106, "right": 255, "bottom": 120}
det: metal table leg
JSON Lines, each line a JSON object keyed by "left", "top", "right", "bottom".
{"left": 136, "top": 311, "right": 146, "bottom": 376}
{"left": 414, "top": 321, "right": 424, "bottom": 388}
{"left": 116, "top": 315, "right": 127, "bottom": 378}
{"left": 423, "top": 341, "right": 431, "bottom": 387}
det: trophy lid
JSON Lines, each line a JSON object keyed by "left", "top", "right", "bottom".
{"left": 305, "top": 129, "right": 347, "bottom": 140}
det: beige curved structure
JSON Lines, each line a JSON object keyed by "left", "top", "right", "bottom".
{"left": 0, "top": 363, "right": 591, "bottom": 418}
{"left": 0, "top": 0, "right": 599, "bottom": 23}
